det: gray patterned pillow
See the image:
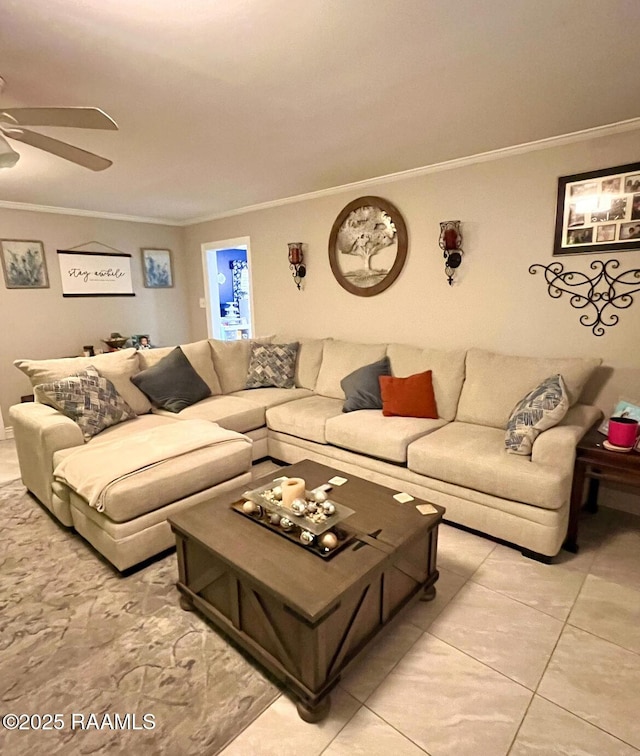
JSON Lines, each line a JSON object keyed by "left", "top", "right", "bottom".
{"left": 505, "top": 374, "right": 569, "bottom": 456}
{"left": 246, "top": 342, "right": 299, "bottom": 389}
{"left": 35, "top": 365, "right": 136, "bottom": 440}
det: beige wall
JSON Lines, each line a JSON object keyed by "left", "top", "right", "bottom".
{"left": 0, "top": 208, "right": 189, "bottom": 421}
{"left": 184, "top": 128, "right": 640, "bottom": 418}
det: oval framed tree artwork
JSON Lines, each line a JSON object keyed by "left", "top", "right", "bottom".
{"left": 328, "top": 196, "right": 408, "bottom": 296}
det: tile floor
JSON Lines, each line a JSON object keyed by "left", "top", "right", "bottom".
{"left": 227, "top": 460, "right": 640, "bottom": 755}
{"left": 3, "top": 444, "right": 640, "bottom": 754}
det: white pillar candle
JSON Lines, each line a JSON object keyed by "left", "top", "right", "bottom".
{"left": 281, "top": 477, "right": 306, "bottom": 508}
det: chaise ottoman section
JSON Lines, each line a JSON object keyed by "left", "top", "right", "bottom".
{"left": 55, "top": 420, "right": 253, "bottom": 570}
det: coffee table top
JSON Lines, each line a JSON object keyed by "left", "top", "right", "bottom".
{"left": 169, "top": 459, "right": 443, "bottom": 623}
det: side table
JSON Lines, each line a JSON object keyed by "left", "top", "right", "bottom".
{"left": 566, "top": 425, "right": 640, "bottom": 552}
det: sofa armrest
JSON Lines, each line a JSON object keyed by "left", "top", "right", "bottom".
{"left": 531, "top": 403, "right": 602, "bottom": 469}
{"left": 9, "top": 402, "right": 84, "bottom": 506}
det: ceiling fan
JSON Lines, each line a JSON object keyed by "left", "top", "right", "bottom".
{"left": 0, "top": 77, "right": 118, "bottom": 171}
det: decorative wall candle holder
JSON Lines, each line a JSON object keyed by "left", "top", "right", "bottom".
{"left": 439, "top": 221, "right": 463, "bottom": 285}
{"left": 288, "top": 243, "right": 306, "bottom": 290}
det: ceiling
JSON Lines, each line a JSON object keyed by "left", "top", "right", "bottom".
{"left": 1, "top": 0, "right": 639, "bottom": 225}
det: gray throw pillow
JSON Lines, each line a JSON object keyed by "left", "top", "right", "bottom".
{"left": 35, "top": 365, "right": 136, "bottom": 440}
{"left": 131, "top": 346, "right": 211, "bottom": 412}
{"left": 341, "top": 356, "right": 391, "bottom": 412}
{"left": 505, "top": 373, "right": 569, "bottom": 455}
{"left": 246, "top": 342, "right": 299, "bottom": 389}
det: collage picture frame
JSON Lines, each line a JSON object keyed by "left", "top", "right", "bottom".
{"left": 553, "top": 161, "right": 640, "bottom": 256}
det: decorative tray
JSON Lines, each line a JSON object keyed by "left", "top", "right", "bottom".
{"left": 232, "top": 478, "right": 356, "bottom": 559}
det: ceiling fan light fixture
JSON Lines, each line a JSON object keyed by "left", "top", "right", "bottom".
{"left": 0, "top": 135, "right": 19, "bottom": 168}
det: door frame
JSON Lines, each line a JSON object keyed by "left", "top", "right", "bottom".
{"left": 201, "top": 236, "right": 255, "bottom": 340}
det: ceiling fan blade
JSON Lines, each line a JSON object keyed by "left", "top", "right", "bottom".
{"left": 3, "top": 127, "right": 112, "bottom": 171}
{"left": 1, "top": 107, "right": 118, "bottom": 130}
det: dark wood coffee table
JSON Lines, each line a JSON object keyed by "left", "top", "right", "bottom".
{"left": 169, "top": 459, "right": 443, "bottom": 722}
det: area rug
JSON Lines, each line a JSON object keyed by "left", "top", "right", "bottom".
{"left": 0, "top": 479, "right": 280, "bottom": 755}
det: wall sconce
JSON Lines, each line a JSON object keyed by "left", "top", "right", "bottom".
{"left": 439, "top": 221, "right": 463, "bottom": 286}
{"left": 288, "top": 243, "right": 306, "bottom": 290}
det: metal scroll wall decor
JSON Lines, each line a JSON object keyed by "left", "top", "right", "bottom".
{"left": 529, "top": 259, "right": 640, "bottom": 336}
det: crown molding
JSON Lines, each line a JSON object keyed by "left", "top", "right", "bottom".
{"left": 0, "top": 199, "right": 176, "bottom": 226}
{"left": 1, "top": 117, "right": 638, "bottom": 228}
{"left": 185, "top": 117, "right": 640, "bottom": 226}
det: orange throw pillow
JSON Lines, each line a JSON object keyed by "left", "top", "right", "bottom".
{"left": 379, "top": 370, "right": 438, "bottom": 418}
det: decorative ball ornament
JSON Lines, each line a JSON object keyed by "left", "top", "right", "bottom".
{"left": 272, "top": 485, "right": 283, "bottom": 500}
{"left": 300, "top": 530, "right": 315, "bottom": 546}
{"left": 322, "top": 501, "right": 336, "bottom": 516}
{"left": 306, "top": 501, "right": 318, "bottom": 514}
{"left": 319, "top": 532, "right": 339, "bottom": 550}
{"left": 312, "top": 490, "right": 328, "bottom": 504}
{"left": 269, "top": 512, "right": 282, "bottom": 526}
{"left": 242, "top": 500, "right": 259, "bottom": 515}
{"left": 280, "top": 517, "right": 294, "bottom": 531}
{"left": 291, "top": 498, "right": 307, "bottom": 516}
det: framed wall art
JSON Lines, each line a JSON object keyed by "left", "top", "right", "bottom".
{"left": 328, "top": 196, "right": 408, "bottom": 296}
{"left": 553, "top": 161, "right": 640, "bottom": 256}
{"left": 57, "top": 250, "right": 134, "bottom": 297}
{"left": 142, "top": 248, "right": 173, "bottom": 288}
{"left": 1, "top": 239, "right": 49, "bottom": 289}
{"left": 131, "top": 334, "right": 153, "bottom": 349}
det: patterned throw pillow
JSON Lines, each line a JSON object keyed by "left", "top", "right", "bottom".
{"left": 505, "top": 374, "right": 569, "bottom": 456}
{"left": 35, "top": 365, "right": 136, "bottom": 440}
{"left": 245, "top": 342, "right": 299, "bottom": 389}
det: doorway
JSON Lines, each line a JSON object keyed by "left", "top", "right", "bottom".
{"left": 202, "top": 237, "right": 254, "bottom": 341}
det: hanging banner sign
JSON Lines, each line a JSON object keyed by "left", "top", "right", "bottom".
{"left": 57, "top": 250, "right": 135, "bottom": 297}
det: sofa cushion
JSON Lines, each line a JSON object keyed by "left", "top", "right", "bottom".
{"left": 326, "top": 410, "right": 446, "bottom": 463}
{"left": 379, "top": 370, "right": 438, "bottom": 418}
{"left": 276, "top": 335, "right": 327, "bottom": 390}
{"left": 152, "top": 394, "right": 265, "bottom": 434}
{"left": 505, "top": 374, "right": 569, "bottom": 456}
{"left": 456, "top": 349, "right": 601, "bottom": 429}
{"left": 246, "top": 342, "right": 299, "bottom": 389}
{"left": 266, "top": 395, "right": 344, "bottom": 444}
{"left": 35, "top": 366, "right": 136, "bottom": 440}
{"left": 315, "top": 340, "right": 387, "bottom": 399}
{"left": 230, "top": 387, "right": 314, "bottom": 408}
{"left": 341, "top": 356, "right": 390, "bottom": 412}
{"left": 14, "top": 347, "right": 151, "bottom": 415}
{"left": 386, "top": 344, "right": 466, "bottom": 422}
{"left": 209, "top": 336, "right": 273, "bottom": 394}
{"left": 407, "top": 422, "right": 568, "bottom": 510}
{"left": 131, "top": 347, "right": 211, "bottom": 412}
{"left": 139, "top": 340, "right": 222, "bottom": 395}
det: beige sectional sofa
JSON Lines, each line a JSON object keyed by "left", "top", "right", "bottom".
{"left": 10, "top": 336, "right": 602, "bottom": 569}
